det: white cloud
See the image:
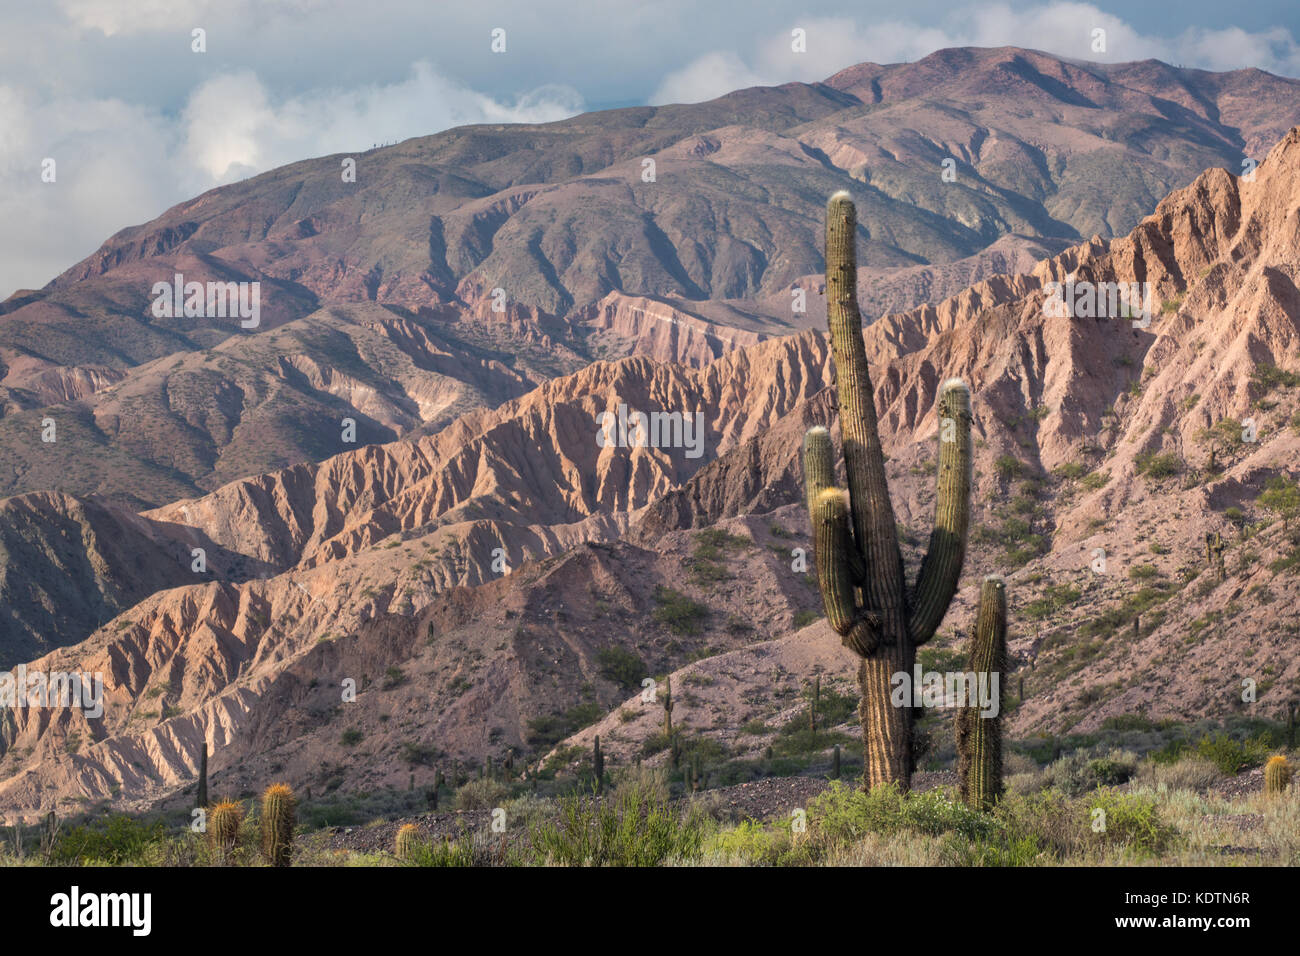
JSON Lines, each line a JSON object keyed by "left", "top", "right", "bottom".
{"left": 55, "top": 0, "right": 326, "bottom": 36}
{"left": 0, "top": 63, "right": 582, "bottom": 298}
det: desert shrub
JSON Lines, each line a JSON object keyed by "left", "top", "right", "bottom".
{"left": 1250, "top": 363, "right": 1300, "bottom": 391}
{"left": 706, "top": 819, "right": 799, "bottom": 865}
{"left": 50, "top": 815, "right": 168, "bottom": 865}
{"left": 1080, "top": 471, "right": 1110, "bottom": 491}
{"left": 1041, "top": 750, "right": 1137, "bottom": 795}
{"left": 1086, "top": 790, "right": 1179, "bottom": 855}
{"left": 528, "top": 780, "right": 707, "bottom": 865}
{"left": 596, "top": 645, "right": 647, "bottom": 689}
{"left": 1135, "top": 756, "right": 1223, "bottom": 792}
{"left": 1194, "top": 733, "right": 1271, "bottom": 775}
{"left": 526, "top": 701, "right": 604, "bottom": 748}
{"left": 651, "top": 586, "right": 709, "bottom": 635}
{"left": 807, "top": 782, "right": 1002, "bottom": 848}
{"left": 994, "top": 455, "right": 1024, "bottom": 480}
{"left": 793, "top": 610, "right": 821, "bottom": 628}
{"left": 406, "top": 836, "right": 476, "bottom": 867}
{"left": 1135, "top": 451, "right": 1182, "bottom": 479}
{"left": 454, "top": 778, "right": 510, "bottom": 811}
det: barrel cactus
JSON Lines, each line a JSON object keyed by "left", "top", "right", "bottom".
{"left": 207, "top": 799, "right": 243, "bottom": 861}
{"left": 1264, "top": 755, "right": 1292, "bottom": 797}
{"left": 956, "top": 576, "right": 1007, "bottom": 810}
{"left": 804, "top": 191, "right": 973, "bottom": 791}
{"left": 260, "top": 782, "right": 296, "bottom": 866}
{"left": 395, "top": 822, "right": 424, "bottom": 861}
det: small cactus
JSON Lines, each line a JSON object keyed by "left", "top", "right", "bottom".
{"left": 663, "top": 675, "right": 675, "bottom": 738}
{"left": 207, "top": 800, "right": 243, "bottom": 861}
{"left": 832, "top": 743, "right": 841, "bottom": 780}
{"left": 809, "top": 675, "right": 820, "bottom": 735}
{"left": 260, "top": 783, "right": 296, "bottom": 867}
{"left": 956, "top": 576, "right": 1007, "bottom": 811}
{"left": 1264, "top": 755, "right": 1292, "bottom": 797}
{"left": 395, "top": 823, "right": 424, "bottom": 861}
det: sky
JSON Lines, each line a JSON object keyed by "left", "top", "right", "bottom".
{"left": 3, "top": 0, "right": 1300, "bottom": 299}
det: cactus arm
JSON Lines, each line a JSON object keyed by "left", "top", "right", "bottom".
{"left": 957, "top": 575, "right": 1006, "bottom": 810}
{"left": 803, "top": 426, "right": 835, "bottom": 518}
{"left": 804, "top": 426, "right": 866, "bottom": 582}
{"left": 813, "top": 488, "right": 881, "bottom": 655}
{"left": 909, "top": 379, "right": 974, "bottom": 646}
{"left": 824, "top": 191, "right": 906, "bottom": 612}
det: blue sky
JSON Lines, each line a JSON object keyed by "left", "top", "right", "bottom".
{"left": 3, "top": 0, "right": 1300, "bottom": 297}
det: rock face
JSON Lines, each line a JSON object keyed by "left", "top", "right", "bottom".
{"left": 0, "top": 63, "right": 1299, "bottom": 821}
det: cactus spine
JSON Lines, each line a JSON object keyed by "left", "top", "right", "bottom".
{"left": 260, "top": 783, "right": 296, "bottom": 867}
{"left": 208, "top": 800, "right": 243, "bottom": 861}
{"left": 804, "top": 191, "right": 973, "bottom": 791}
{"left": 1264, "top": 755, "right": 1292, "bottom": 797}
{"left": 395, "top": 823, "right": 423, "bottom": 861}
{"left": 956, "top": 576, "right": 1007, "bottom": 810}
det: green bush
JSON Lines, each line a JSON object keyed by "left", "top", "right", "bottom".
{"left": 596, "top": 646, "right": 647, "bottom": 689}
{"left": 50, "top": 815, "right": 168, "bottom": 865}
{"left": 528, "top": 780, "right": 707, "bottom": 865}
{"left": 1194, "top": 733, "right": 1271, "bottom": 775}
{"left": 1135, "top": 451, "right": 1182, "bottom": 479}
{"left": 651, "top": 586, "right": 709, "bottom": 635}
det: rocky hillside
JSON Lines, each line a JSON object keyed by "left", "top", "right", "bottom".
{"left": 0, "top": 114, "right": 1297, "bottom": 821}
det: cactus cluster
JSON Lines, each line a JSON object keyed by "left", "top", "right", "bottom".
{"left": 956, "top": 576, "right": 1007, "bottom": 811}
{"left": 1264, "top": 755, "right": 1292, "bottom": 797}
{"left": 803, "top": 191, "right": 973, "bottom": 791}
{"left": 260, "top": 783, "right": 296, "bottom": 867}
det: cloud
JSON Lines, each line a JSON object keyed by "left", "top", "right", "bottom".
{"left": 0, "top": 63, "right": 582, "bottom": 298}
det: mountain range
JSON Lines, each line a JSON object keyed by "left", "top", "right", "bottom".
{"left": 0, "top": 47, "right": 1298, "bottom": 820}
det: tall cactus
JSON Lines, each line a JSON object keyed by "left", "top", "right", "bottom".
{"left": 593, "top": 734, "right": 605, "bottom": 794}
{"left": 804, "top": 191, "right": 973, "bottom": 791}
{"left": 196, "top": 742, "right": 208, "bottom": 809}
{"left": 956, "top": 576, "right": 1007, "bottom": 810}
{"left": 260, "top": 782, "right": 296, "bottom": 867}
